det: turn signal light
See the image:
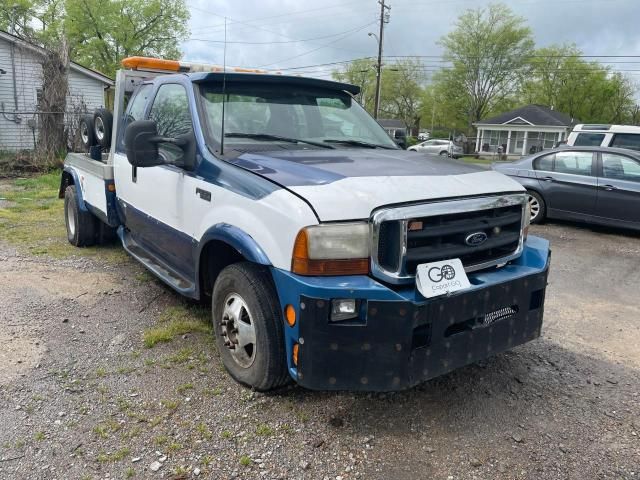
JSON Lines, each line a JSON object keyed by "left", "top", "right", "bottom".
{"left": 285, "top": 305, "right": 296, "bottom": 327}
{"left": 292, "top": 343, "right": 299, "bottom": 366}
{"left": 291, "top": 228, "right": 369, "bottom": 276}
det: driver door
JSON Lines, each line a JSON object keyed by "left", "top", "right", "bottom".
{"left": 114, "top": 83, "right": 194, "bottom": 272}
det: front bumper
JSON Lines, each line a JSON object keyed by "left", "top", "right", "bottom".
{"left": 271, "top": 235, "right": 550, "bottom": 391}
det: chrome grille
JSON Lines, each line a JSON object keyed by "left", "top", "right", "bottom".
{"left": 371, "top": 194, "right": 527, "bottom": 285}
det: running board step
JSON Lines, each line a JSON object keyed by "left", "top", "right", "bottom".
{"left": 119, "top": 228, "right": 196, "bottom": 297}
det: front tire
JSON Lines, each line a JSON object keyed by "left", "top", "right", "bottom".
{"left": 64, "top": 185, "right": 97, "bottom": 247}
{"left": 527, "top": 190, "right": 546, "bottom": 224}
{"left": 439, "top": 150, "right": 448, "bottom": 157}
{"left": 212, "top": 262, "right": 289, "bottom": 391}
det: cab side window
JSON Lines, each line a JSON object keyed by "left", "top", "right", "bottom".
{"left": 148, "top": 84, "right": 193, "bottom": 164}
{"left": 119, "top": 84, "right": 152, "bottom": 151}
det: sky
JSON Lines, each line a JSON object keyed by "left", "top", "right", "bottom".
{"left": 181, "top": 0, "right": 640, "bottom": 83}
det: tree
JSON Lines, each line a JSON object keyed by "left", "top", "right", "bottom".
{"left": 379, "top": 58, "right": 426, "bottom": 133}
{"left": 433, "top": 3, "right": 534, "bottom": 132}
{"left": 521, "top": 44, "right": 637, "bottom": 123}
{"left": 332, "top": 58, "right": 377, "bottom": 111}
{"left": 63, "top": 0, "right": 189, "bottom": 77}
{"left": 333, "top": 58, "right": 426, "bottom": 132}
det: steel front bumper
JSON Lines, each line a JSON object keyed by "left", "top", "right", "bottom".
{"left": 271, "top": 236, "right": 550, "bottom": 391}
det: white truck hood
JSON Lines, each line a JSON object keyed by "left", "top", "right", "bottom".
{"left": 233, "top": 149, "right": 525, "bottom": 221}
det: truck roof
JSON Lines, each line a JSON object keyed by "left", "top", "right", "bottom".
{"left": 187, "top": 71, "right": 360, "bottom": 95}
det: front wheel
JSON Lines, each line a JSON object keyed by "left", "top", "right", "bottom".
{"left": 439, "top": 150, "right": 448, "bottom": 157}
{"left": 527, "top": 190, "right": 546, "bottom": 224}
{"left": 212, "top": 262, "right": 289, "bottom": 391}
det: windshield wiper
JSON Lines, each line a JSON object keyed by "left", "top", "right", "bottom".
{"left": 323, "top": 139, "right": 397, "bottom": 150}
{"left": 225, "top": 133, "right": 335, "bottom": 149}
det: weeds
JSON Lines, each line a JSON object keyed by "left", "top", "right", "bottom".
{"left": 143, "top": 305, "right": 210, "bottom": 348}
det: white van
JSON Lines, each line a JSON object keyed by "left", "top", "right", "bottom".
{"left": 567, "top": 124, "right": 640, "bottom": 152}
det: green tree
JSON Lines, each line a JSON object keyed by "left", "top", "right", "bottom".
{"left": 379, "top": 58, "right": 426, "bottom": 132}
{"left": 433, "top": 3, "right": 534, "bottom": 132}
{"left": 63, "top": 0, "right": 189, "bottom": 76}
{"left": 332, "top": 58, "right": 377, "bottom": 112}
{"left": 521, "top": 44, "right": 637, "bottom": 123}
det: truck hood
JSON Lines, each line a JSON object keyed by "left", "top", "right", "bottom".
{"left": 231, "top": 149, "right": 525, "bottom": 221}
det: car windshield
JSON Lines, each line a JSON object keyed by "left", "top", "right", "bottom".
{"left": 197, "top": 83, "right": 398, "bottom": 151}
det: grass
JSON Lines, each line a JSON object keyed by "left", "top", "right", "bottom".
{"left": 160, "top": 399, "right": 180, "bottom": 410}
{"left": 196, "top": 422, "right": 212, "bottom": 440}
{"left": 143, "top": 305, "right": 211, "bottom": 348}
{"left": 457, "top": 155, "right": 495, "bottom": 165}
{"left": 239, "top": 455, "right": 252, "bottom": 467}
{"left": 34, "top": 431, "right": 45, "bottom": 441}
{"left": 176, "top": 383, "right": 194, "bottom": 395}
{"left": 255, "top": 424, "right": 274, "bottom": 436}
{"left": 96, "top": 447, "right": 130, "bottom": 463}
{"left": 0, "top": 172, "right": 128, "bottom": 261}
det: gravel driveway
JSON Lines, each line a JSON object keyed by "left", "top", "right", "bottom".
{"left": 0, "top": 220, "right": 639, "bottom": 480}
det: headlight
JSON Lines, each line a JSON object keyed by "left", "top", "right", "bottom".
{"left": 292, "top": 223, "right": 370, "bottom": 276}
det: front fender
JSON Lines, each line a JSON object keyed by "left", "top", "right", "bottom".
{"left": 196, "top": 223, "right": 271, "bottom": 265}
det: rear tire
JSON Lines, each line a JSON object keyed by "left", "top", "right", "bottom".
{"left": 93, "top": 109, "right": 113, "bottom": 149}
{"left": 439, "top": 150, "right": 448, "bottom": 156}
{"left": 527, "top": 190, "right": 546, "bottom": 224}
{"left": 212, "top": 262, "right": 289, "bottom": 391}
{"left": 79, "top": 115, "right": 96, "bottom": 151}
{"left": 64, "top": 185, "right": 97, "bottom": 247}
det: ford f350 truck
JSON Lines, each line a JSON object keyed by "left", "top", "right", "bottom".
{"left": 59, "top": 57, "right": 550, "bottom": 391}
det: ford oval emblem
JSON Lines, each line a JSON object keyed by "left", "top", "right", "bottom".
{"left": 465, "top": 232, "right": 488, "bottom": 247}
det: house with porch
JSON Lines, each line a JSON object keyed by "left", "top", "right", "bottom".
{"left": 474, "top": 104, "right": 575, "bottom": 158}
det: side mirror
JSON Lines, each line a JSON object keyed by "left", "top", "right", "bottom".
{"left": 124, "top": 120, "right": 163, "bottom": 168}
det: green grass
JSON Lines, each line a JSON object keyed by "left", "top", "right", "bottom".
{"left": 0, "top": 172, "right": 127, "bottom": 261}
{"left": 255, "top": 424, "right": 274, "bottom": 436}
{"left": 96, "top": 447, "right": 130, "bottom": 463}
{"left": 457, "top": 155, "right": 494, "bottom": 165}
{"left": 143, "top": 305, "right": 211, "bottom": 348}
{"left": 239, "top": 455, "right": 252, "bottom": 467}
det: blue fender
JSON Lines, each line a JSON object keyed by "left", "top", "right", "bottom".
{"left": 59, "top": 167, "right": 88, "bottom": 212}
{"left": 197, "top": 223, "right": 271, "bottom": 265}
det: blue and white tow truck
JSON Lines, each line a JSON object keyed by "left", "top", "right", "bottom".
{"left": 59, "top": 57, "right": 550, "bottom": 391}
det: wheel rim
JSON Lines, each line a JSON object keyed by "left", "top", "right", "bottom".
{"left": 80, "top": 122, "right": 89, "bottom": 144}
{"left": 221, "top": 293, "right": 257, "bottom": 368}
{"left": 67, "top": 203, "right": 76, "bottom": 237}
{"left": 528, "top": 194, "right": 540, "bottom": 221}
{"left": 95, "top": 116, "right": 105, "bottom": 141}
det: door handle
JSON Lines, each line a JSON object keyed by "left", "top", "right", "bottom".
{"left": 196, "top": 188, "right": 211, "bottom": 201}
{"left": 541, "top": 176, "right": 554, "bottom": 182}
{"left": 600, "top": 184, "right": 618, "bottom": 191}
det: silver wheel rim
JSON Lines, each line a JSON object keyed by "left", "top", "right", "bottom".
{"left": 95, "top": 116, "right": 105, "bottom": 141}
{"left": 528, "top": 194, "right": 540, "bottom": 221}
{"left": 221, "top": 293, "right": 257, "bottom": 368}
{"left": 80, "top": 122, "right": 89, "bottom": 144}
{"left": 67, "top": 204, "right": 76, "bottom": 237}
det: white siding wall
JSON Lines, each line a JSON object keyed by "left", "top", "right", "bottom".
{"left": 0, "top": 41, "right": 42, "bottom": 151}
{"left": 0, "top": 37, "right": 109, "bottom": 151}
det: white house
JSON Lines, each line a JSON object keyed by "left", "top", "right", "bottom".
{"left": 0, "top": 30, "right": 113, "bottom": 151}
{"left": 474, "top": 104, "right": 575, "bottom": 157}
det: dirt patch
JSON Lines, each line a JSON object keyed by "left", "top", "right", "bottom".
{"left": 0, "top": 333, "right": 44, "bottom": 385}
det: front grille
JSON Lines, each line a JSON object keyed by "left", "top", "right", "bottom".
{"left": 371, "top": 195, "right": 526, "bottom": 284}
{"left": 404, "top": 204, "right": 522, "bottom": 274}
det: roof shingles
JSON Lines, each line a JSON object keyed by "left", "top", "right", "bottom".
{"left": 477, "top": 104, "right": 574, "bottom": 127}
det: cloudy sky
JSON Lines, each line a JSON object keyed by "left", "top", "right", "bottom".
{"left": 182, "top": 0, "right": 640, "bottom": 82}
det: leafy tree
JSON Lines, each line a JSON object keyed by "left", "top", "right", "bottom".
{"left": 1, "top": 0, "right": 189, "bottom": 76}
{"left": 521, "top": 44, "right": 637, "bottom": 123}
{"left": 63, "top": 0, "right": 189, "bottom": 76}
{"left": 379, "top": 58, "right": 426, "bottom": 132}
{"left": 334, "top": 58, "right": 426, "bottom": 131}
{"left": 332, "top": 58, "right": 377, "bottom": 111}
{"left": 433, "top": 3, "right": 534, "bottom": 132}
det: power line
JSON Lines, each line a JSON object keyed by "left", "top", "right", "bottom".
{"left": 186, "top": 23, "right": 378, "bottom": 45}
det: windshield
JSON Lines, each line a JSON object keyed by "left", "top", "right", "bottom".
{"left": 198, "top": 83, "right": 398, "bottom": 151}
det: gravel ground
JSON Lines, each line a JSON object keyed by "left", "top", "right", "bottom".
{"left": 0, "top": 221, "right": 639, "bottom": 480}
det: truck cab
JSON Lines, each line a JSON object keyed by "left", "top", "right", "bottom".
{"left": 60, "top": 57, "right": 550, "bottom": 391}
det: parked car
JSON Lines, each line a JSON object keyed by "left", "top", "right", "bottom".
{"left": 417, "top": 132, "right": 430, "bottom": 141}
{"left": 408, "top": 139, "right": 463, "bottom": 158}
{"left": 492, "top": 146, "right": 640, "bottom": 230}
{"left": 567, "top": 124, "right": 640, "bottom": 152}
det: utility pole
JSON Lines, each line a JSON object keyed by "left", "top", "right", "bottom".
{"left": 373, "top": 0, "right": 390, "bottom": 120}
